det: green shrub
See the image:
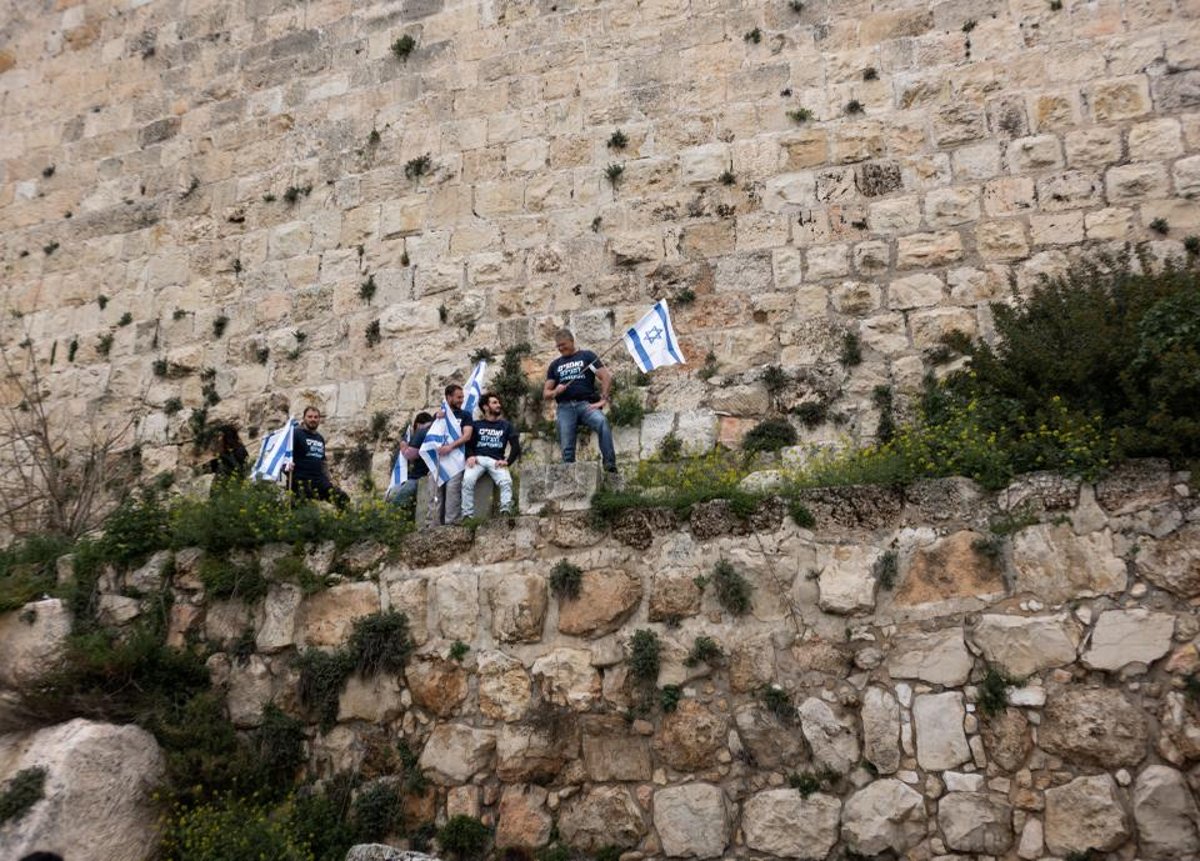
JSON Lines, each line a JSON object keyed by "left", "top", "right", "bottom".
{"left": 594, "top": 845, "right": 622, "bottom": 861}
{"left": 162, "top": 795, "right": 313, "bottom": 861}
{"left": 762, "top": 365, "right": 789, "bottom": 396}
{"left": 788, "top": 499, "right": 815, "bottom": 528}
{"left": 352, "top": 781, "right": 402, "bottom": 842}
{"left": 609, "top": 390, "right": 645, "bottom": 427}
{"left": 742, "top": 418, "right": 797, "bottom": 453}
{"left": 99, "top": 488, "right": 169, "bottom": 566}
{"left": 658, "top": 431, "right": 683, "bottom": 461}
{"left": 763, "top": 685, "right": 794, "bottom": 723}
{"left": 660, "top": 684, "right": 682, "bottom": 712}
{"left": 978, "top": 666, "right": 1023, "bottom": 717}
{"left": 0, "top": 535, "right": 71, "bottom": 612}
{"left": 272, "top": 555, "right": 325, "bottom": 595}
{"left": 549, "top": 559, "right": 583, "bottom": 600}
{"left": 873, "top": 550, "right": 897, "bottom": 590}
{"left": 684, "top": 635, "right": 723, "bottom": 667}
{"left": 712, "top": 559, "right": 752, "bottom": 615}
{"left": 787, "top": 770, "right": 820, "bottom": 796}
{"left": 0, "top": 766, "right": 46, "bottom": 826}
{"left": 199, "top": 555, "right": 269, "bottom": 604}
{"left": 348, "top": 609, "right": 415, "bottom": 676}
{"left": 438, "top": 814, "right": 491, "bottom": 861}
{"left": 449, "top": 639, "right": 469, "bottom": 662}
{"left": 295, "top": 648, "right": 355, "bottom": 731}
{"left": 628, "top": 629, "right": 661, "bottom": 683}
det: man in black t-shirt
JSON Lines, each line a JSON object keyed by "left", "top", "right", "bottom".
{"left": 543, "top": 328, "right": 616, "bottom": 472}
{"left": 385, "top": 411, "right": 434, "bottom": 515}
{"left": 462, "top": 393, "right": 521, "bottom": 518}
{"left": 288, "top": 405, "right": 349, "bottom": 509}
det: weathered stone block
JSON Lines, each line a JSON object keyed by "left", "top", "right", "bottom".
{"left": 653, "top": 783, "right": 729, "bottom": 858}
{"left": 1044, "top": 774, "right": 1130, "bottom": 855}
{"left": 742, "top": 790, "right": 840, "bottom": 859}
{"left": 518, "top": 463, "right": 600, "bottom": 515}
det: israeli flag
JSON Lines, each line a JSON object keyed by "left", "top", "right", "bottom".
{"left": 251, "top": 419, "right": 296, "bottom": 482}
{"left": 385, "top": 430, "right": 410, "bottom": 498}
{"left": 463, "top": 360, "right": 487, "bottom": 417}
{"left": 419, "top": 399, "right": 466, "bottom": 486}
{"left": 623, "top": 300, "right": 685, "bottom": 373}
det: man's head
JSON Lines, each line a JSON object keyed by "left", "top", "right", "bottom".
{"left": 413, "top": 411, "right": 434, "bottom": 428}
{"left": 554, "top": 328, "right": 576, "bottom": 357}
{"left": 302, "top": 406, "right": 322, "bottom": 431}
{"left": 481, "top": 393, "right": 503, "bottom": 418}
{"left": 445, "top": 383, "right": 464, "bottom": 410}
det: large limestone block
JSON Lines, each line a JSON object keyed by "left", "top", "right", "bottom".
{"left": 653, "top": 783, "right": 729, "bottom": 858}
{"left": 648, "top": 567, "right": 702, "bottom": 622}
{"left": 383, "top": 574, "right": 429, "bottom": 644}
{"left": 913, "top": 692, "right": 970, "bottom": 771}
{"left": 970, "top": 613, "right": 1081, "bottom": 677}
{"left": 799, "top": 697, "right": 860, "bottom": 773}
{"left": 496, "top": 723, "right": 573, "bottom": 784}
{"left": 558, "top": 786, "right": 646, "bottom": 851}
{"left": 1083, "top": 608, "right": 1174, "bottom": 670}
{"left": 557, "top": 567, "right": 642, "bottom": 637}
{"left": 1133, "top": 764, "right": 1200, "bottom": 859}
{"left": 338, "top": 672, "right": 404, "bottom": 723}
{"left": 893, "top": 529, "right": 1005, "bottom": 609}
{"left": 519, "top": 463, "right": 600, "bottom": 515}
{"left": 817, "top": 544, "right": 880, "bottom": 614}
{"left": 861, "top": 687, "right": 901, "bottom": 775}
{"left": 582, "top": 714, "right": 652, "bottom": 781}
{"left": 886, "top": 626, "right": 973, "bottom": 686}
{"left": 938, "top": 792, "right": 1013, "bottom": 855}
{"left": 0, "top": 598, "right": 70, "bottom": 687}
{"left": 742, "top": 789, "right": 840, "bottom": 859}
{"left": 226, "top": 655, "right": 275, "bottom": 728}
{"left": 433, "top": 571, "right": 478, "bottom": 641}
{"left": 1136, "top": 524, "right": 1200, "bottom": 598}
{"left": 654, "top": 699, "right": 729, "bottom": 772}
{"left": 405, "top": 653, "right": 468, "bottom": 717}
{"left": 841, "top": 779, "right": 927, "bottom": 855}
{"left": 487, "top": 571, "right": 548, "bottom": 643}
{"left": 256, "top": 583, "right": 301, "bottom": 653}
{"left": 418, "top": 724, "right": 495, "bottom": 783}
{"left": 0, "top": 719, "right": 165, "bottom": 861}
{"left": 496, "top": 784, "right": 553, "bottom": 849}
{"left": 980, "top": 707, "right": 1032, "bottom": 772}
{"left": 478, "top": 650, "right": 531, "bottom": 722}
{"left": 1040, "top": 687, "right": 1148, "bottom": 767}
{"left": 296, "top": 582, "right": 380, "bottom": 647}
{"left": 733, "top": 705, "right": 807, "bottom": 770}
{"left": 531, "top": 648, "right": 601, "bottom": 710}
{"left": 1044, "top": 774, "right": 1130, "bottom": 855}
{"left": 1011, "top": 524, "right": 1126, "bottom": 602}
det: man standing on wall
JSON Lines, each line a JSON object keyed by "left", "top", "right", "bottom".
{"left": 289, "top": 405, "right": 350, "bottom": 509}
{"left": 436, "top": 383, "right": 474, "bottom": 524}
{"left": 543, "top": 328, "right": 617, "bottom": 474}
{"left": 462, "top": 393, "right": 521, "bottom": 518}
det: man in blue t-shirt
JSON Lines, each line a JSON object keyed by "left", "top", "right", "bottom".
{"left": 462, "top": 392, "right": 521, "bottom": 518}
{"left": 289, "top": 405, "right": 350, "bottom": 509}
{"left": 385, "top": 411, "right": 434, "bottom": 517}
{"left": 543, "top": 328, "right": 616, "bottom": 472}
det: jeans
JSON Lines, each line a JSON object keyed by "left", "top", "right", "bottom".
{"left": 385, "top": 478, "right": 419, "bottom": 508}
{"left": 556, "top": 400, "right": 616, "bottom": 470}
{"left": 461, "top": 457, "right": 514, "bottom": 517}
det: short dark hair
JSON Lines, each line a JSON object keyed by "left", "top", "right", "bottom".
{"left": 444, "top": 383, "right": 463, "bottom": 397}
{"left": 302, "top": 405, "right": 321, "bottom": 417}
{"left": 481, "top": 392, "right": 502, "bottom": 413}
{"left": 554, "top": 328, "right": 574, "bottom": 343}
{"left": 414, "top": 412, "right": 434, "bottom": 427}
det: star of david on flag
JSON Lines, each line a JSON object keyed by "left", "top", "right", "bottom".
{"left": 463, "top": 360, "right": 487, "bottom": 417}
{"left": 623, "top": 299, "right": 685, "bottom": 373}
{"left": 419, "top": 399, "right": 466, "bottom": 486}
{"left": 251, "top": 419, "right": 297, "bottom": 482}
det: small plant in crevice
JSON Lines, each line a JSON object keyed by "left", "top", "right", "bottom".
{"left": 262, "top": 192, "right": 276, "bottom": 202}
{"left": 405, "top": 153, "right": 432, "bottom": 180}
{"left": 67, "top": 338, "right": 78, "bottom": 362}
{"left": 232, "top": 258, "right": 242, "bottom": 275}
{"left": 283, "top": 184, "right": 312, "bottom": 204}
{"left": 684, "top": 635, "right": 723, "bottom": 667}
{"left": 628, "top": 629, "right": 661, "bottom": 684}
{"left": 181, "top": 176, "right": 200, "bottom": 198}
{"left": 96, "top": 333, "right": 114, "bottom": 357}
{"left": 872, "top": 384, "right": 896, "bottom": 444}
{"left": 716, "top": 202, "right": 735, "bottom": 218}
{"left": 42, "top": 165, "right": 55, "bottom": 178}
{"left": 342, "top": 442, "right": 373, "bottom": 476}
{"left": 43, "top": 241, "right": 59, "bottom": 256}
{"left": 118, "top": 311, "right": 133, "bottom": 327}
{"left": 658, "top": 431, "right": 683, "bottom": 462}
{"left": 367, "top": 128, "right": 381, "bottom": 146}
{"left": 763, "top": 684, "right": 795, "bottom": 724}
{"left": 549, "top": 559, "right": 583, "bottom": 600}
{"left": 978, "top": 665, "right": 1024, "bottom": 716}
{"left": 365, "top": 319, "right": 381, "bottom": 347}
{"left": 962, "top": 19, "right": 976, "bottom": 32}
{"left": 97, "top": 294, "right": 109, "bottom": 309}
{"left": 212, "top": 315, "right": 229, "bottom": 338}
{"left": 839, "top": 330, "right": 863, "bottom": 366}
{"left": 660, "top": 684, "right": 682, "bottom": 713}
{"left": 163, "top": 397, "right": 183, "bottom": 416}
{"left": 712, "top": 558, "right": 753, "bottom": 615}
{"left": 697, "top": 350, "right": 719, "bottom": 381}
{"left": 437, "top": 815, "right": 490, "bottom": 861}
{"left": 255, "top": 346, "right": 270, "bottom": 365}
{"left": 172, "top": 308, "right": 187, "bottom": 320}
{"left": 391, "top": 33, "right": 417, "bottom": 61}
{"left": 845, "top": 99, "right": 864, "bottom": 115}
{"left": 972, "top": 534, "right": 1005, "bottom": 561}
{"left": 744, "top": 28, "right": 762, "bottom": 44}
{"left": 787, "top": 107, "right": 813, "bottom": 123}
{"left": 789, "top": 500, "right": 815, "bottom": 528}
{"left": 719, "top": 169, "right": 736, "bottom": 186}
{"left": 437, "top": 304, "right": 449, "bottom": 324}
{"left": 0, "top": 765, "right": 47, "bottom": 826}
{"left": 360, "top": 274, "right": 377, "bottom": 302}
{"left": 862, "top": 67, "right": 878, "bottom": 80}
{"left": 794, "top": 400, "right": 826, "bottom": 428}
{"left": 762, "top": 364, "right": 789, "bottom": 399}
{"left": 1184, "top": 235, "right": 1200, "bottom": 256}
{"left": 369, "top": 410, "right": 390, "bottom": 441}
{"left": 609, "top": 389, "right": 645, "bottom": 428}
{"left": 449, "top": 639, "right": 469, "bottom": 662}
{"left": 873, "top": 550, "right": 897, "bottom": 590}
{"left": 1049, "top": 0, "right": 1063, "bottom": 10}
{"left": 1149, "top": 217, "right": 1170, "bottom": 235}
{"left": 604, "top": 162, "right": 625, "bottom": 186}
{"left": 590, "top": 215, "right": 602, "bottom": 233}
{"left": 788, "top": 766, "right": 838, "bottom": 795}
{"left": 742, "top": 417, "right": 797, "bottom": 454}
{"left": 789, "top": 0, "right": 804, "bottom": 11}
{"left": 607, "top": 129, "right": 628, "bottom": 150}
{"left": 353, "top": 781, "right": 403, "bottom": 843}
{"left": 673, "top": 287, "right": 696, "bottom": 305}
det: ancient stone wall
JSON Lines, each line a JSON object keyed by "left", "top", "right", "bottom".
{"left": 5, "top": 460, "right": 1197, "bottom": 859}
{"left": 1, "top": 0, "right": 1199, "bottom": 478}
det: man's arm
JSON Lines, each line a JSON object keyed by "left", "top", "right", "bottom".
{"left": 438, "top": 418, "right": 473, "bottom": 455}
{"left": 592, "top": 365, "right": 613, "bottom": 408}
{"left": 502, "top": 424, "right": 522, "bottom": 466}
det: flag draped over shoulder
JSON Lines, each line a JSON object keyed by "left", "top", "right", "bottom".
{"left": 623, "top": 300, "right": 685, "bottom": 373}
{"left": 386, "top": 429, "right": 409, "bottom": 498}
{"left": 251, "top": 419, "right": 296, "bottom": 482}
{"left": 419, "top": 399, "right": 466, "bottom": 486}
{"left": 463, "top": 360, "right": 487, "bottom": 417}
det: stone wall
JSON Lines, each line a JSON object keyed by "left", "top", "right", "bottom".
{"left": 5, "top": 459, "right": 1197, "bottom": 859}
{"left": 2, "top": 0, "right": 1199, "bottom": 479}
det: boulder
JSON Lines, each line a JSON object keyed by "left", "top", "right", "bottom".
{"left": 496, "top": 722, "right": 575, "bottom": 784}
{"left": 970, "top": 613, "right": 1081, "bottom": 677}
{"left": 557, "top": 567, "right": 642, "bottom": 637}
{"left": 1011, "top": 524, "right": 1126, "bottom": 602}
{"left": 841, "top": 779, "right": 927, "bottom": 855}
{"left": 1136, "top": 524, "right": 1200, "bottom": 597}
{"left": 487, "top": 571, "right": 547, "bottom": 643}
{"left": 648, "top": 568, "right": 702, "bottom": 622}
{"left": 653, "top": 782, "right": 729, "bottom": 858}
{"left": 861, "top": 686, "right": 901, "bottom": 775}
{"left": 1039, "top": 687, "right": 1148, "bottom": 767}
{"left": 256, "top": 583, "right": 301, "bottom": 653}
{"left": 654, "top": 699, "right": 728, "bottom": 772}
{"left": 1082, "top": 608, "right": 1174, "bottom": 670}
{"left": 97, "top": 594, "right": 141, "bottom": 626}
{"left": 418, "top": 724, "right": 495, "bottom": 783}
{"left": 817, "top": 544, "right": 879, "bottom": 614}
{"left": 1133, "top": 765, "right": 1200, "bottom": 859}
{"left": 886, "top": 626, "right": 973, "bottom": 686}
{"left": 295, "top": 582, "right": 380, "bottom": 647}
{"left": 405, "top": 653, "right": 468, "bottom": 717}
{"left": 433, "top": 571, "right": 478, "bottom": 641}
{"left": 531, "top": 648, "right": 601, "bottom": 710}
{"left": 126, "top": 549, "right": 171, "bottom": 592}
{"left": 937, "top": 791, "right": 1013, "bottom": 854}
{"left": 496, "top": 784, "right": 553, "bottom": 848}
{"left": 1044, "top": 773, "right": 1130, "bottom": 855}
{"left": 0, "top": 719, "right": 165, "bottom": 861}
{"left": 0, "top": 598, "right": 70, "bottom": 687}
{"left": 478, "top": 650, "right": 531, "bottom": 722}
{"left": 226, "top": 654, "right": 275, "bottom": 727}
{"left": 913, "top": 692, "right": 970, "bottom": 771}
{"left": 798, "top": 697, "right": 860, "bottom": 773}
{"left": 557, "top": 786, "right": 647, "bottom": 850}
{"left": 384, "top": 574, "right": 429, "bottom": 644}
{"left": 742, "top": 789, "right": 840, "bottom": 859}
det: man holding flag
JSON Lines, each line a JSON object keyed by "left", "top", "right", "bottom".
{"left": 385, "top": 411, "right": 434, "bottom": 517}
{"left": 421, "top": 382, "right": 475, "bottom": 525}
{"left": 543, "top": 328, "right": 618, "bottom": 474}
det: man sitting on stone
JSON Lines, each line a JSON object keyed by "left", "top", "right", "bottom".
{"left": 461, "top": 392, "right": 521, "bottom": 519}
{"left": 543, "top": 328, "right": 617, "bottom": 474}
{"left": 288, "top": 405, "right": 350, "bottom": 509}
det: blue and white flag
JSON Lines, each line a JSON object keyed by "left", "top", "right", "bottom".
{"left": 385, "top": 430, "right": 410, "bottom": 498}
{"left": 419, "top": 399, "right": 466, "bottom": 486}
{"left": 463, "top": 360, "right": 487, "bottom": 417}
{"left": 251, "top": 419, "right": 296, "bottom": 482}
{"left": 623, "top": 299, "right": 685, "bottom": 373}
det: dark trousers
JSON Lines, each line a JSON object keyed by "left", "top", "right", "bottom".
{"left": 291, "top": 477, "right": 350, "bottom": 510}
